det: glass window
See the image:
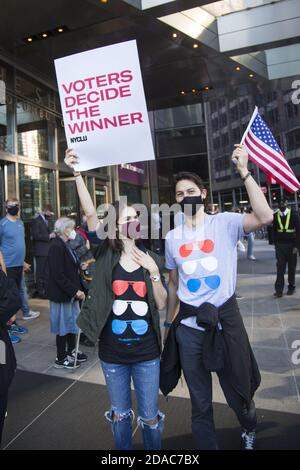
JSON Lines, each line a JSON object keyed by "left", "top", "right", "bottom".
{"left": 0, "top": 96, "right": 14, "bottom": 153}
{"left": 154, "top": 103, "right": 204, "bottom": 130}
{"left": 19, "top": 164, "right": 56, "bottom": 220}
{"left": 57, "top": 118, "right": 67, "bottom": 163}
{"left": 19, "top": 164, "right": 56, "bottom": 262}
{"left": 0, "top": 61, "right": 14, "bottom": 153}
{"left": 286, "top": 129, "right": 300, "bottom": 152}
{"left": 95, "top": 189, "right": 106, "bottom": 216}
{"left": 230, "top": 105, "right": 239, "bottom": 121}
{"left": 156, "top": 126, "right": 207, "bottom": 158}
{"left": 59, "top": 178, "right": 80, "bottom": 221}
{"left": 16, "top": 99, "right": 50, "bottom": 160}
{"left": 232, "top": 127, "right": 241, "bottom": 142}
{"left": 213, "top": 136, "right": 220, "bottom": 150}
{"left": 15, "top": 74, "right": 56, "bottom": 161}
{"left": 221, "top": 133, "right": 229, "bottom": 147}
{"left": 219, "top": 113, "right": 227, "bottom": 127}
{"left": 212, "top": 118, "right": 219, "bottom": 131}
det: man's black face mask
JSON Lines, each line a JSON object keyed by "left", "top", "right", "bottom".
{"left": 179, "top": 196, "right": 204, "bottom": 216}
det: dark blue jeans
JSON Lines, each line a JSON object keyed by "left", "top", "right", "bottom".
{"left": 176, "top": 324, "right": 257, "bottom": 450}
{"left": 101, "top": 358, "right": 164, "bottom": 450}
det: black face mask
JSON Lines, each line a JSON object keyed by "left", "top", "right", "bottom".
{"left": 7, "top": 206, "right": 19, "bottom": 216}
{"left": 44, "top": 214, "right": 52, "bottom": 220}
{"left": 179, "top": 196, "right": 204, "bottom": 216}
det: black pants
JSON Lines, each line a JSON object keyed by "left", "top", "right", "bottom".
{"left": 34, "top": 256, "right": 47, "bottom": 296}
{"left": 6, "top": 267, "right": 23, "bottom": 327}
{"left": 56, "top": 334, "right": 76, "bottom": 361}
{"left": 176, "top": 324, "right": 257, "bottom": 450}
{"left": 275, "top": 243, "right": 297, "bottom": 294}
{"left": 0, "top": 391, "right": 8, "bottom": 448}
{"left": 6, "top": 267, "right": 23, "bottom": 290}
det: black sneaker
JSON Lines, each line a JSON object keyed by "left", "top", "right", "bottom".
{"left": 286, "top": 288, "right": 295, "bottom": 296}
{"left": 54, "top": 357, "right": 80, "bottom": 369}
{"left": 241, "top": 430, "right": 256, "bottom": 450}
{"left": 274, "top": 292, "right": 283, "bottom": 298}
{"left": 69, "top": 349, "right": 88, "bottom": 363}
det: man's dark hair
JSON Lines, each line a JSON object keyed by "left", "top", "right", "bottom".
{"left": 174, "top": 171, "right": 206, "bottom": 191}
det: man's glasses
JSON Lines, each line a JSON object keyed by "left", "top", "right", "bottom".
{"left": 112, "top": 319, "right": 148, "bottom": 336}
{"left": 112, "top": 300, "right": 148, "bottom": 316}
{"left": 182, "top": 256, "right": 218, "bottom": 275}
{"left": 179, "top": 239, "right": 214, "bottom": 258}
{"left": 187, "top": 275, "right": 221, "bottom": 292}
{"left": 112, "top": 280, "right": 146, "bottom": 297}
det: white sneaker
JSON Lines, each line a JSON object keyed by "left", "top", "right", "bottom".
{"left": 248, "top": 255, "right": 256, "bottom": 260}
{"left": 22, "top": 310, "right": 40, "bottom": 320}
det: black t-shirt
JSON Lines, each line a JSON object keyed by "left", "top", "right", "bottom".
{"left": 98, "top": 263, "right": 160, "bottom": 364}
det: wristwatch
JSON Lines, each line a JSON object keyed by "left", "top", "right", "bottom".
{"left": 150, "top": 273, "right": 161, "bottom": 282}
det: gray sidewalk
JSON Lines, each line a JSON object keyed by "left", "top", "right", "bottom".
{"left": 13, "top": 239, "right": 300, "bottom": 416}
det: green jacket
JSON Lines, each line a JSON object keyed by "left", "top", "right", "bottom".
{"left": 77, "top": 240, "right": 166, "bottom": 352}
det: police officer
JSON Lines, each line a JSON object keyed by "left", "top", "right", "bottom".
{"left": 273, "top": 198, "right": 300, "bottom": 297}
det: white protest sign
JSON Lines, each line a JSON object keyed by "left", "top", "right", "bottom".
{"left": 54, "top": 40, "right": 155, "bottom": 171}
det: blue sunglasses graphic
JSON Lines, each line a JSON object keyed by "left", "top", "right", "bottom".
{"left": 187, "top": 275, "right": 221, "bottom": 292}
{"left": 112, "top": 319, "right": 148, "bottom": 336}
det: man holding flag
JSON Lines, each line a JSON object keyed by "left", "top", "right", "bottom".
{"left": 240, "top": 106, "right": 300, "bottom": 297}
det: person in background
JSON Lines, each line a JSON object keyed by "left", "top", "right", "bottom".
{"left": 31, "top": 205, "right": 56, "bottom": 299}
{"left": 273, "top": 197, "right": 300, "bottom": 297}
{"left": 245, "top": 208, "right": 256, "bottom": 261}
{"left": 206, "top": 203, "right": 219, "bottom": 215}
{"left": 0, "top": 253, "right": 21, "bottom": 447}
{"left": 0, "top": 198, "right": 32, "bottom": 343}
{"left": 20, "top": 275, "right": 40, "bottom": 321}
{"left": 68, "top": 224, "right": 96, "bottom": 348}
{"left": 47, "top": 217, "right": 87, "bottom": 370}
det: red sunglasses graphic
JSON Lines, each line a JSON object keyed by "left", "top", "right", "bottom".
{"left": 112, "top": 280, "right": 147, "bottom": 297}
{"left": 179, "top": 239, "right": 214, "bottom": 258}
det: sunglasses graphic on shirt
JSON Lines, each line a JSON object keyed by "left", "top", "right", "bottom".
{"left": 187, "top": 275, "right": 221, "bottom": 292}
{"left": 179, "top": 239, "right": 214, "bottom": 258}
{"left": 112, "top": 319, "right": 148, "bottom": 336}
{"left": 182, "top": 256, "right": 218, "bottom": 275}
{"left": 112, "top": 300, "right": 148, "bottom": 316}
{"left": 112, "top": 280, "right": 147, "bottom": 297}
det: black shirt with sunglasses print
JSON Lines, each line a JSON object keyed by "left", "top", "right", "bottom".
{"left": 98, "top": 263, "right": 160, "bottom": 364}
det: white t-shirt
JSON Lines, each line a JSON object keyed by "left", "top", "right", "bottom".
{"left": 165, "top": 212, "right": 246, "bottom": 330}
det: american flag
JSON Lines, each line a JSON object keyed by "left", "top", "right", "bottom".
{"left": 241, "top": 107, "right": 300, "bottom": 193}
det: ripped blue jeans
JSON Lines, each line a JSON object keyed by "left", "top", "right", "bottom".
{"left": 101, "top": 358, "right": 164, "bottom": 450}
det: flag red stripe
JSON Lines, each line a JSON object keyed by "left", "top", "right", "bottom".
{"left": 245, "top": 138, "right": 300, "bottom": 192}
{"left": 248, "top": 130, "right": 293, "bottom": 175}
{"left": 245, "top": 133, "right": 300, "bottom": 187}
{"left": 245, "top": 139, "right": 298, "bottom": 192}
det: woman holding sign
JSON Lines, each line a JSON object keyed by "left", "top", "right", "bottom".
{"left": 64, "top": 149, "right": 167, "bottom": 451}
